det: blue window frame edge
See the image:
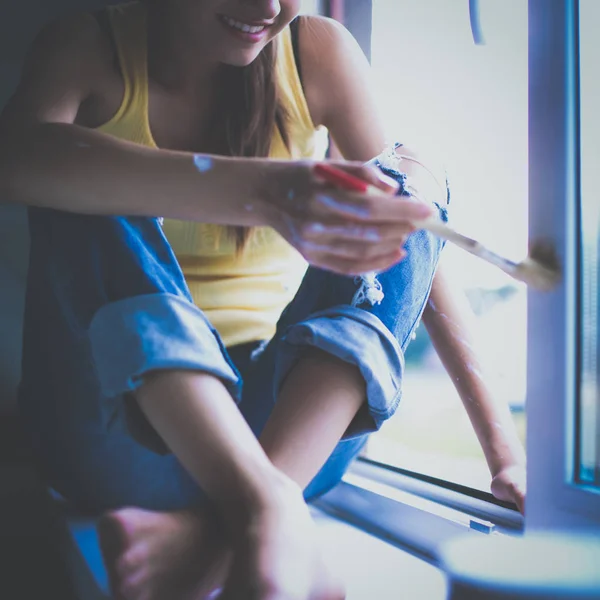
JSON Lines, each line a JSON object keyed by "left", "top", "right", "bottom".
{"left": 527, "top": 0, "right": 600, "bottom": 531}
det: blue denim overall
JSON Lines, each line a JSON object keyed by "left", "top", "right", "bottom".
{"left": 18, "top": 164, "right": 448, "bottom": 513}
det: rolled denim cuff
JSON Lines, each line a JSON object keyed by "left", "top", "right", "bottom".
{"left": 275, "top": 306, "right": 404, "bottom": 434}
{"left": 89, "top": 293, "right": 241, "bottom": 400}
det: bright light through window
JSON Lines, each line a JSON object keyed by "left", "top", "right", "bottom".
{"left": 578, "top": 0, "right": 600, "bottom": 488}
{"left": 363, "top": 0, "right": 529, "bottom": 492}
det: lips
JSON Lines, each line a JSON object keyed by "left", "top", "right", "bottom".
{"left": 220, "top": 15, "right": 268, "bottom": 34}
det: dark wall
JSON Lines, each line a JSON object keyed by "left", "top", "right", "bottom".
{"left": 344, "top": 0, "right": 373, "bottom": 62}
{"left": 0, "top": 1, "right": 120, "bottom": 413}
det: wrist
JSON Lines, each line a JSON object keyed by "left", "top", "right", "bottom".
{"left": 175, "top": 153, "right": 279, "bottom": 227}
{"left": 244, "top": 467, "right": 302, "bottom": 517}
{"left": 469, "top": 407, "right": 526, "bottom": 478}
{"left": 232, "top": 157, "right": 276, "bottom": 227}
{"left": 250, "top": 159, "right": 313, "bottom": 229}
{"left": 223, "top": 467, "right": 303, "bottom": 537}
{"left": 485, "top": 435, "right": 526, "bottom": 478}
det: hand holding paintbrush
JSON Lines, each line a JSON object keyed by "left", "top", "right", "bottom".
{"left": 313, "top": 163, "right": 560, "bottom": 292}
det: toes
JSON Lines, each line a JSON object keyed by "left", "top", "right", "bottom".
{"left": 115, "top": 545, "right": 150, "bottom": 579}
{"left": 98, "top": 513, "right": 128, "bottom": 572}
{"left": 98, "top": 510, "right": 143, "bottom": 598}
{"left": 98, "top": 509, "right": 135, "bottom": 557}
{"left": 118, "top": 569, "right": 152, "bottom": 600}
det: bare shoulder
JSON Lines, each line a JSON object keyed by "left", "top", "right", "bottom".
{"left": 297, "top": 15, "right": 359, "bottom": 58}
{"left": 0, "top": 11, "right": 117, "bottom": 129}
{"left": 295, "top": 15, "right": 371, "bottom": 128}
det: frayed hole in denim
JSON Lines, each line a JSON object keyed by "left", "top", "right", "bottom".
{"left": 352, "top": 272, "right": 385, "bottom": 307}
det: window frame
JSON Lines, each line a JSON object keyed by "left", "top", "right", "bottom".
{"left": 526, "top": 0, "right": 600, "bottom": 531}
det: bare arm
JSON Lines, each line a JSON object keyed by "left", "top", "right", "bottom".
{"left": 0, "top": 15, "right": 284, "bottom": 224}
{"left": 2, "top": 15, "right": 440, "bottom": 286}
{"left": 135, "top": 372, "right": 288, "bottom": 528}
{"left": 423, "top": 270, "right": 527, "bottom": 486}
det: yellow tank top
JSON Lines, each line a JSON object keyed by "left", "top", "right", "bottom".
{"left": 96, "top": 2, "right": 329, "bottom": 347}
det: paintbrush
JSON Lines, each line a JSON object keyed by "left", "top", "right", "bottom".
{"left": 313, "top": 163, "right": 561, "bottom": 292}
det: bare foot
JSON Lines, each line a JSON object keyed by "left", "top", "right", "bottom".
{"left": 98, "top": 507, "right": 230, "bottom": 600}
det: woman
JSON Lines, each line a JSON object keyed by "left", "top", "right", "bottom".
{"left": 0, "top": 1, "right": 526, "bottom": 598}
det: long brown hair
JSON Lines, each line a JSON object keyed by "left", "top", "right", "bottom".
{"left": 144, "top": 0, "right": 292, "bottom": 252}
{"left": 215, "top": 37, "right": 291, "bottom": 252}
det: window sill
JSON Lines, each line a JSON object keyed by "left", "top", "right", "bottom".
{"left": 313, "top": 459, "right": 523, "bottom": 567}
{"left": 352, "top": 458, "right": 523, "bottom": 532}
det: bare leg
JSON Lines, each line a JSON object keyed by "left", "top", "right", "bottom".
{"left": 259, "top": 350, "right": 365, "bottom": 488}
{"left": 99, "top": 351, "right": 364, "bottom": 599}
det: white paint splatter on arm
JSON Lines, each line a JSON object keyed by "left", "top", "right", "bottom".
{"left": 193, "top": 155, "right": 213, "bottom": 173}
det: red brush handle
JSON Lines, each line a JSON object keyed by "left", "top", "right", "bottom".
{"left": 313, "top": 163, "right": 370, "bottom": 193}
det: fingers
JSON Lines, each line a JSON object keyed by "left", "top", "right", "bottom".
{"left": 270, "top": 159, "right": 439, "bottom": 275}
{"left": 299, "top": 236, "right": 408, "bottom": 264}
{"left": 287, "top": 215, "right": 415, "bottom": 274}
{"left": 490, "top": 470, "right": 527, "bottom": 516}
{"left": 329, "top": 161, "right": 400, "bottom": 194}
{"left": 511, "top": 481, "right": 526, "bottom": 515}
{"left": 279, "top": 214, "right": 412, "bottom": 276}
{"left": 308, "top": 190, "right": 434, "bottom": 224}
{"left": 302, "top": 221, "right": 415, "bottom": 246}
{"left": 516, "top": 492, "right": 526, "bottom": 516}
{"left": 308, "top": 248, "right": 406, "bottom": 277}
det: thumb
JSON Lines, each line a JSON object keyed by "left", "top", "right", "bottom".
{"left": 328, "top": 160, "right": 399, "bottom": 195}
{"left": 350, "top": 163, "right": 399, "bottom": 194}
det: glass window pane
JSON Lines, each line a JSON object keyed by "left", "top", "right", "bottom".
{"left": 299, "top": 0, "right": 320, "bottom": 15}
{"left": 578, "top": 0, "right": 600, "bottom": 487}
{"left": 363, "top": 0, "right": 528, "bottom": 492}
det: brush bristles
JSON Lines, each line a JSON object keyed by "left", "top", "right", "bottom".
{"left": 514, "top": 257, "right": 561, "bottom": 291}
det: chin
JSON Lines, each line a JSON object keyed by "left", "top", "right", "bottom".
{"left": 222, "top": 49, "right": 266, "bottom": 68}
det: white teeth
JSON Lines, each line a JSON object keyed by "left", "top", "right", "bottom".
{"left": 223, "top": 16, "right": 265, "bottom": 34}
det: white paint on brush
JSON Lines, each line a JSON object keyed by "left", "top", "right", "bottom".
{"left": 193, "top": 155, "right": 213, "bottom": 173}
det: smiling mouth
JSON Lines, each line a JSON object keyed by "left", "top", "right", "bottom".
{"left": 219, "top": 15, "right": 270, "bottom": 34}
